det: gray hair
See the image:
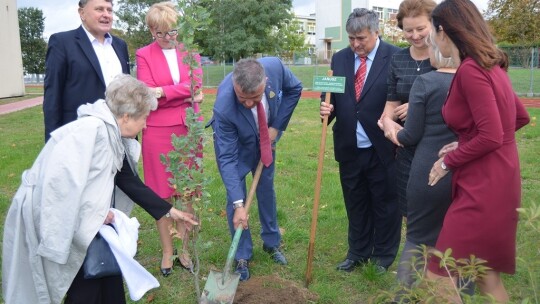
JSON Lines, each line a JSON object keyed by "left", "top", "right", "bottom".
{"left": 105, "top": 74, "right": 157, "bottom": 119}
{"left": 346, "top": 8, "right": 379, "bottom": 34}
{"left": 79, "top": 0, "right": 113, "bottom": 9}
{"left": 427, "top": 31, "right": 458, "bottom": 69}
{"left": 232, "top": 59, "right": 266, "bottom": 94}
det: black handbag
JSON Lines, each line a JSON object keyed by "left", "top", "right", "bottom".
{"left": 82, "top": 226, "right": 121, "bottom": 279}
{"left": 82, "top": 182, "right": 121, "bottom": 279}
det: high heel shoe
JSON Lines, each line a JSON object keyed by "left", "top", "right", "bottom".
{"left": 160, "top": 267, "right": 172, "bottom": 277}
{"left": 160, "top": 249, "right": 178, "bottom": 277}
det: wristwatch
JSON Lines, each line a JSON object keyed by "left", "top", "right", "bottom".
{"left": 165, "top": 212, "right": 171, "bottom": 218}
{"left": 233, "top": 201, "right": 245, "bottom": 209}
{"left": 441, "top": 160, "right": 448, "bottom": 171}
{"left": 155, "top": 87, "right": 162, "bottom": 98}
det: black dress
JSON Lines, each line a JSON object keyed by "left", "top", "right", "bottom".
{"left": 386, "top": 47, "right": 434, "bottom": 217}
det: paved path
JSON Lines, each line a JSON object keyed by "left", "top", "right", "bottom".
{"left": 0, "top": 96, "right": 44, "bottom": 115}
{"left": 1, "top": 92, "right": 539, "bottom": 116}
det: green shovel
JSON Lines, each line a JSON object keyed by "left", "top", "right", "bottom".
{"left": 200, "top": 161, "right": 264, "bottom": 304}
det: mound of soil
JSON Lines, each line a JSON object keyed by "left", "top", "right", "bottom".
{"left": 234, "top": 275, "right": 318, "bottom": 304}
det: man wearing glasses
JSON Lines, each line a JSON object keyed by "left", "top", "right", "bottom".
{"left": 43, "top": 0, "right": 129, "bottom": 141}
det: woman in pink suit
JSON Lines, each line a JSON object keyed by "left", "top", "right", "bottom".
{"left": 426, "top": 0, "right": 530, "bottom": 301}
{"left": 136, "top": 1, "right": 203, "bottom": 277}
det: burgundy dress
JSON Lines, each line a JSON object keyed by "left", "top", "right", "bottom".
{"left": 428, "top": 58, "right": 530, "bottom": 275}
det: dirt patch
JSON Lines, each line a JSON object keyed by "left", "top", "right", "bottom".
{"left": 233, "top": 275, "right": 318, "bottom": 304}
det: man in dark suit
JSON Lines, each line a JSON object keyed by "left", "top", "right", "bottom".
{"left": 320, "top": 8, "right": 401, "bottom": 272}
{"left": 43, "top": 0, "right": 129, "bottom": 141}
{"left": 210, "top": 58, "right": 302, "bottom": 281}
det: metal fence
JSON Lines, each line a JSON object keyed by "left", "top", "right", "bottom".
{"left": 24, "top": 47, "right": 539, "bottom": 97}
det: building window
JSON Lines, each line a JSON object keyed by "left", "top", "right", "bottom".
{"left": 373, "top": 6, "right": 384, "bottom": 21}
{"left": 387, "top": 9, "right": 398, "bottom": 20}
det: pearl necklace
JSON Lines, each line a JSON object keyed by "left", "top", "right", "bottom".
{"left": 415, "top": 60, "right": 423, "bottom": 72}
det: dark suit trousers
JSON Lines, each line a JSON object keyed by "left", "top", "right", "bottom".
{"left": 64, "top": 266, "right": 126, "bottom": 304}
{"left": 338, "top": 147, "right": 401, "bottom": 268}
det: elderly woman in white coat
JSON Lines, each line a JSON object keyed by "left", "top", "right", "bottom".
{"left": 2, "top": 75, "right": 198, "bottom": 304}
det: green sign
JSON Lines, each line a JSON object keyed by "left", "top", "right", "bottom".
{"left": 312, "top": 76, "right": 346, "bottom": 93}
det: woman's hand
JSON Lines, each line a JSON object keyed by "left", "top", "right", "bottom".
{"left": 168, "top": 208, "right": 198, "bottom": 229}
{"left": 438, "top": 141, "right": 458, "bottom": 157}
{"left": 103, "top": 210, "right": 115, "bottom": 225}
{"left": 378, "top": 115, "right": 403, "bottom": 146}
{"left": 428, "top": 157, "right": 449, "bottom": 186}
{"left": 394, "top": 103, "right": 409, "bottom": 121}
{"left": 184, "top": 92, "right": 204, "bottom": 104}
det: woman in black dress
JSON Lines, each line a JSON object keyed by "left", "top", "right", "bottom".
{"left": 379, "top": 0, "right": 437, "bottom": 218}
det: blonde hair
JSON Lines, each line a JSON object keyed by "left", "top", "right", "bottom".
{"left": 426, "top": 31, "right": 458, "bottom": 69}
{"left": 145, "top": 2, "right": 178, "bottom": 31}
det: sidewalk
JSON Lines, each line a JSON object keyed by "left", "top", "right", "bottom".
{"left": 0, "top": 96, "right": 44, "bottom": 115}
{"left": 1, "top": 93, "right": 539, "bottom": 116}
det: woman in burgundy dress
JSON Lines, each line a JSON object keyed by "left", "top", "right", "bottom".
{"left": 426, "top": 0, "right": 530, "bottom": 301}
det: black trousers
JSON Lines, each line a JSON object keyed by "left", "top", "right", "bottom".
{"left": 64, "top": 266, "right": 126, "bottom": 304}
{"left": 338, "top": 147, "right": 401, "bottom": 268}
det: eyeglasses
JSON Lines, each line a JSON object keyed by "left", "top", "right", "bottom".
{"left": 155, "top": 29, "right": 178, "bottom": 38}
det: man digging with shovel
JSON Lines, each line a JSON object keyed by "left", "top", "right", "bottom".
{"left": 209, "top": 58, "right": 302, "bottom": 281}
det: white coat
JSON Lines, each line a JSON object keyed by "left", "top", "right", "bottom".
{"left": 2, "top": 100, "right": 139, "bottom": 304}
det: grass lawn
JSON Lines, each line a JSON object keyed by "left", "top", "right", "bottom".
{"left": 0, "top": 96, "right": 538, "bottom": 303}
{"left": 199, "top": 64, "right": 540, "bottom": 96}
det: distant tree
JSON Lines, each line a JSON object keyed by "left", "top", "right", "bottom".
{"left": 270, "top": 18, "right": 307, "bottom": 62}
{"left": 486, "top": 0, "right": 540, "bottom": 44}
{"left": 18, "top": 7, "right": 47, "bottom": 74}
{"left": 114, "top": 0, "right": 162, "bottom": 63}
{"left": 196, "top": 0, "right": 296, "bottom": 61}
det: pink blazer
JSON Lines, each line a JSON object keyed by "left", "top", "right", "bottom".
{"left": 136, "top": 41, "right": 203, "bottom": 126}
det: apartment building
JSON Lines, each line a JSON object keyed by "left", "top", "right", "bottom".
{"left": 316, "top": 0, "right": 401, "bottom": 61}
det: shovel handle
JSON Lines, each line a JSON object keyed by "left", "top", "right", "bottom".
{"left": 222, "top": 160, "right": 265, "bottom": 282}
{"left": 244, "top": 160, "right": 264, "bottom": 213}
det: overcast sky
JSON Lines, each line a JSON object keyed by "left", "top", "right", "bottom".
{"left": 17, "top": 0, "right": 489, "bottom": 38}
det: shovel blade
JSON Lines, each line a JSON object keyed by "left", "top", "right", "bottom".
{"left": 200, "top": 270, "right": 241, "bottom": 304}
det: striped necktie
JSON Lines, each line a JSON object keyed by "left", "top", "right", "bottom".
{"left": 355, "top": 56, "right": 367, "bottom": 101}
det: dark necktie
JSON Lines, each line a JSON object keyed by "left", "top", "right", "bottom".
{"left": 355, "top": 56, "right": 367, "bottom": 101}
{"left": 256, "top": 102, "right": 273, "bottom": 167}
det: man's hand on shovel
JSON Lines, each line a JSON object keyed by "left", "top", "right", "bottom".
{"left": 233, "top": 206, "right": 249, "bottom": 230}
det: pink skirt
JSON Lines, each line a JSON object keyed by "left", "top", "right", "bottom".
{"left": 142, "top": 125, "right": 188, "bottom": 198}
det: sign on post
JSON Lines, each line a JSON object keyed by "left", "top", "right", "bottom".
{"left": 312, "top": 76, "right": 346, "bottom": 93}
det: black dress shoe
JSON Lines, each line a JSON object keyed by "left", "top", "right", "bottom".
{"left": 336, "top": 259, "right": 364, "bottom": 272}
{"left": 262, "top": 245, "right": 288, "bottom": 265}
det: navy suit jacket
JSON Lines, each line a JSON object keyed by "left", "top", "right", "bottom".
{"left": 43, "top": 26, "right": 129, "bottom": 141}
{"left": 211, "top": 57, "right": 302, "bottom": 203}
{"left": 327, "top": 40, "right": 400, "bottom": 166}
